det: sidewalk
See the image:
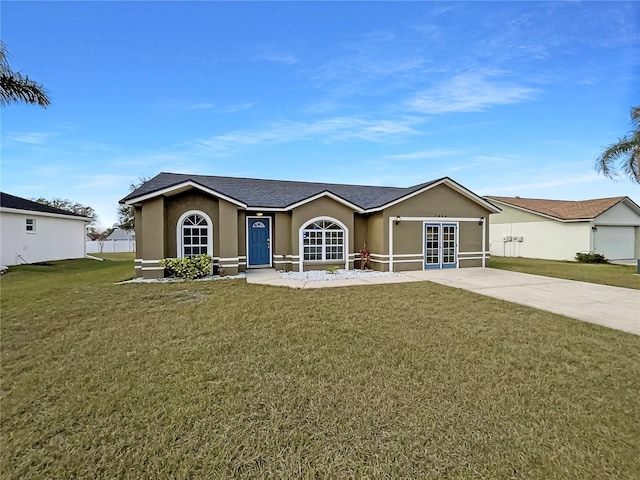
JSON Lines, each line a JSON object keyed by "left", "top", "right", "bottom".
{"left": 246, "top": 268, "right": 640, "bottom": 335}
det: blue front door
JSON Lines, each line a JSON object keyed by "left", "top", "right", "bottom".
{"left": 248, "top": 217, "right": 271, "bottom": 267}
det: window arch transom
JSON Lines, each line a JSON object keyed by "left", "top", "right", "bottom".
{"left": 302, "top": 219, "right": 345, "bottom": 261}
{"left": 179, "top": 212, "right": 211, "bottom": 258}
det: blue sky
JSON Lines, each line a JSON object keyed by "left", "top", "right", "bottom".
{"left": 2, "top": 1, "right": 638, "bottom": 228}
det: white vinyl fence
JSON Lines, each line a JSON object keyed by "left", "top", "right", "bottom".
{"left": 86, "top": 239, "right": 136, "bottom": 253}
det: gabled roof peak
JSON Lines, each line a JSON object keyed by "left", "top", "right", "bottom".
{"left": 486, "top": 195, "right": 636, "bottom": 221}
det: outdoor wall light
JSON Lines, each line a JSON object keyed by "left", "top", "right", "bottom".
{"left": 256, "top": 212, "right": 263, "bottom": 217}
{"left": 479, "top": 216, "right": 485, "bottom": 226}
{"left": 395, "top": 215, "right": 401, "bottom": 225}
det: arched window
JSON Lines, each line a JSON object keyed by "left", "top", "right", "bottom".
{"left": 302, "top": 218, "right": 345, "bottom": 261}
{"left": 177, "top": 211, "right": 212, "bottom": 258}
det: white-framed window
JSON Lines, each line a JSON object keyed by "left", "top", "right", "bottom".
{"left": 177, "top": 211, "right": 212, "bottom": 258}
{"left": 26, "top": 218, "right": 36, "bottom": 233}
{"left": 302, "top": 219, "right": 345, "bottom": 261}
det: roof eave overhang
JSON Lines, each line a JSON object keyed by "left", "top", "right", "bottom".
{"left": 365, "top": 178, "right": 502, "bottom": 214}
{"left": 124, "top": 183, "right": 365, "bottom": 212}
{"left": 123, "top": 181, "right": 247, "bottom": 209}
{"left": 487, "top": 199, "right": 593, "bottom": 222}
{"left": 0, "top": 207, "right": 91, "bottom": 222}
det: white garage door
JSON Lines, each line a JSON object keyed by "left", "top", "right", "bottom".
{"left": 594, "top": 226, "right": 635, "bottom": 260}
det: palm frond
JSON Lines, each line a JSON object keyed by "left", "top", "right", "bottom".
{"left": 596, "top": 136, "right": 640, "bottom": 183}
{"left": 0, "top": 72, "right": 51, "bottom": 107}
{"left": 595, "top": 106, "right": 640, "bottom": 184}
{"left": 0, "top": 42, "right": 51, "bottom": 108}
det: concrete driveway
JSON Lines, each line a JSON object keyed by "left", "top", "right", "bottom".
{"left": 247, "top": 268, "right": 639, "bottom": 335}
{"left": 404, "top": 268, "right": 639, "bottom": 336}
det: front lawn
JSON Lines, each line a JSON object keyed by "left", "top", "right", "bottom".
{"left": 1, "top": 259, "right": 639, "bottom": 478}
{"left": 88, "top": 252, "right": 136, "bottom": 261}
{"left": 490, "top": 256, "right": 640, "bottom": 290}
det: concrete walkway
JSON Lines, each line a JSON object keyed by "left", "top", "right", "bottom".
{"left": 246, "top": 268, "right": 640, "bottom": 335}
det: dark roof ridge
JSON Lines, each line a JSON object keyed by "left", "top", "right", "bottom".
{"left": 0, "top": 192, "right": 88, "bottom": 218}
{"left": 160, "top": 171, "right": 415, "bottom": 191}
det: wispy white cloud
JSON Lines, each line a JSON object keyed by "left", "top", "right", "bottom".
{"left": 76, "top": 174, "right": 134, "bottom": 189}
{"left": 384, "top": 149, "right": 464, "bottom": 160}
{"left": 479, "top": 172, "right": 601, "bottom": 196}
{"left": 158, "top": 101, "right": 253, "bottom": 112}
{"left": 7, "top": 132, "right": 54, "bottom": 144}
{"left": 219, "top": 103, "right": 254, "bottom": 113}
{"left": 194, "top": 115, "right": 422, "bottom": 154}
{"left": 110, "top": 151, "right": 194, "bottom": 167}
{"left": 407, "top": 69, "right": 538, "bottom": 114}
{"left": 256, "top": 46, "right": 299, "bottom": 65}
{"left": 11, "top": 184, "right": 45, "bottom": 191}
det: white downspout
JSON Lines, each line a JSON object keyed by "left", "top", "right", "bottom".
{"left": 388, "top": 216, "right": 394, "bottom": 272}
{"left": 481, "top": 217, "right": 486, "bottom": 267}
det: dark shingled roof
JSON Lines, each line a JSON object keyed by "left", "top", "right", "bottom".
{"left": 120, "top": 172, "right": 448, "bottom": 210}
{"left": 0, "top": 192, "right": 87, "bottom": 218}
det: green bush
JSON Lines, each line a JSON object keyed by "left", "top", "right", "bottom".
{"left": 160, "top": 255, "right": 212, "bottom": 279}
{"left": 575, "top": 252, "right": 608, "bottom": 264}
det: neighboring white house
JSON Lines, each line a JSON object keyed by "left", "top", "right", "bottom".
{"left": 0, "top": 192, "right": 89, "bottom": 266}
{"left": 486, "top": 196, "right": 640, "bottom": 261}
{"left": 86, "top": 227, "right": 136, "bottom": 253}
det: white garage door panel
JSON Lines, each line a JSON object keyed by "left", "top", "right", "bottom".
{"left": 594, "top": 226, "right": 635, "bottom": 260}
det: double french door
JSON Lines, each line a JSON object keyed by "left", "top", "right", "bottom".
{"left": 424, "top": 223, "right": 457, "bottom": 269}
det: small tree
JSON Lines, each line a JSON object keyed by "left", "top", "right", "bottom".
{"left": 34, "top": 197, "right": 98, "bottom": 229}
{"left": 118, "top": 176, "right": 150, "bottom": 230}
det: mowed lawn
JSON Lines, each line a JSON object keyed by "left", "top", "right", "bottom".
{"left": 2, "top": 259, "right": 639, "bottom": 479}
{"left": 490, "top": 256, "right": 640, "bottom": 290}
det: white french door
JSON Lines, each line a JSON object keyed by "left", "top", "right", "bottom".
{"left": 424, "top": 223, "right": 457, "bottom": 269}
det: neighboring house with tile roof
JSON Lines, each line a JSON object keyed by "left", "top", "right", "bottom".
{"left": 120, "top": 172, "right": 500, "bottom": 279}
{"left": 0, "top": 192, "right": 90, "bottom": 266}
{"left": 486, "top": 195, "right": 640, "bottom": 261}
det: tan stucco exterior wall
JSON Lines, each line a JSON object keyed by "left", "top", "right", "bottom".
{"left": 365, "top": 212, "right": 385, "bottom": 254}
{"left": 218, "top": 199, "right": 239, "bottom": 274}
{"left": 274, "top": 212, "right": 292, "bottom": 257}
{"left": 134, "top": 207, "right": 143, "bottom": 276}
{"left": 389, "top": 184, "right": 490, "bottom": 218}
{"left": 134, "top": 207, "right": 143, "bottom": 257}
{"left": 141, "top": 196, "right": 165, "bottom": 260}
{"left": 165, "top": 190, "right": 220, "bottom": 258}
{"left": 383, "top": 184, "right": 489, "bottom": 270}
{"left": 237, "top": 211, "right": 247, "bottom": 258}
{"left": 291, "top": 196, "right": 355, "bottom": 253}
{"left": 353, "top": 214, "right": 368, "bottom": 251}
{"left": 290, "top": 196, "right": 356, "bottom": 270}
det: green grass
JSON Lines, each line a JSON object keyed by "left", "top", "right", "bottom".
{"left": 490, "top": 256, "right": 640, "bottom": 290}
{"left": 87, "top": 252, "right": 136, "bottom": 262}
{"left": 2, "top": 259, "right": 639, "bottom": 479}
